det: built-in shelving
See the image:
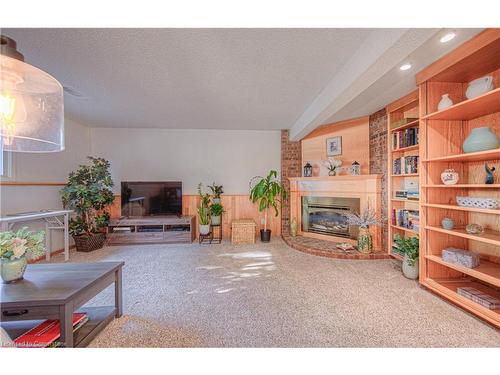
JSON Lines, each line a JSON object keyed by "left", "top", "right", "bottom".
{"left": 391, "top": 224, "right": 418, "bottom": 235}
{"left": 422, "top": 184, "right": 500, "bottom": 189}
{"left": 417, "top": 29, "right": 500, "bottom": 328}
{"left": 423, "top": 149, "right": 500, "bottom": 163}
{"left": 426, "top": 255, "right": 500, "bottom": 288}
{"left": 422, "top": 203, "right": 500, "bottom": 215}
{"left": 422, "top": 87, "right": 500, "bottom": 121}
{"left": 425, "top": 226, "right": 500, "bottom": 246}
{"left": 386, "top": 90, "right": 420, "bottom": 260}
{"left": 392, "top": 144, "right": 419, "bottom": 153}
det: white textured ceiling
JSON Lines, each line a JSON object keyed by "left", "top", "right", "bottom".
{"left": 1, "top": 28, "right": 373, "bottom": 130}
{"left": 0, "top": 28, "right": 483, "bottom": 136}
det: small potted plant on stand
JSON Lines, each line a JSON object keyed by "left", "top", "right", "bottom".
{"left": 345, "top": 207, "right": 382, "bottom": 254}
{"left": 197, "top": 183, "right": 212, "bottom": 235}
{"left": 209, "top": 203, "right": 225, "bottom": 226}
{"left": 209, "top": 183, "right": 224, "bottom": 204}
{"left": 394, "top": 234, "right": 419, "bottom": 279}
{"left": 249, "top": 170, "right": 287, "bottom": 242}
{"left": 0, "top": 228, "right": 45, "bottom": 283}
{"left": 61, "top": 157, "right": 114, "bottom": 252}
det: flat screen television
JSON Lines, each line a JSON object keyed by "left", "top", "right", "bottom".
{"left": 121, "top": 181, "right": 182, "bottom": 217}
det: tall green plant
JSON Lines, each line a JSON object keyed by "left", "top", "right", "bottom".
{"left": 394, "top": 234, "right": 419, "bottom": 266}
{"left": 61, "top": 157, "right": 114, "bottom": 236}
{"left": 208, "top": 183, "right": 224, "bottom": 198}
{"left": 249, "top": 170, "right": 287, "bottom": 231}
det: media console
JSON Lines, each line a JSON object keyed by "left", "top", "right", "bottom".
{"left": 106, "top": 215, "right": 195, "bottom": 245}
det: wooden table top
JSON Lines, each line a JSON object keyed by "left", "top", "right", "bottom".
{"left": 0, "top": 262, "right": 124, "bottom": 307}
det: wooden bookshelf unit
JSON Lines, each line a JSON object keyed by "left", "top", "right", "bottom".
{"left": 416, "top": 29, "right": 500, "bottom": 328}
{"left": 386, "top": 90, "right": 420, "bottom": 260}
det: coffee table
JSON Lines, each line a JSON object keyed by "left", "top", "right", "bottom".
{"left": 0, "top": 262, "right": 123, "bottom": 347}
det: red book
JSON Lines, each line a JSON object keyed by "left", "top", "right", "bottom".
{"left": 14, "top": 313, "right": 87, "bottom": 348}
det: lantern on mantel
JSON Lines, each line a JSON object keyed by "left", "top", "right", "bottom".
{"left": 0, "top": 35, "right": 64, "bottom": 152}
{"left": 303, "top": 162, "right": 313, "bottom": 177}
{"left": 350, "top": 161, "right": 361, "bottom": 176}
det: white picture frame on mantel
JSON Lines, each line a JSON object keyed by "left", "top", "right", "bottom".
{"left": 326, "top": 136, "right": 342, "bottom": 156}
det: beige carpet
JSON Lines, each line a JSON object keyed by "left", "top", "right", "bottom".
{"left": 46, "top": 239, "right": 499, "bottom": 347}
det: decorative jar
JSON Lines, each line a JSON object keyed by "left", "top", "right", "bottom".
{"left": 441, "top": 218, "right": 455, "bottom": 230}
{"left": 462, "top": 127, "right": 499, "bottom": 153}
{"left": 465, "top": 223, "right": 484, "bottom": 235}
{"left": 290, "top": 218, "right": 297, "bottom": 237}
{"left": 440, "top": 169, "right": 459, "bottom": 185}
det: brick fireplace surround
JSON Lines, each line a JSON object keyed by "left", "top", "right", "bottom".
{"left": 280, "top": 110, "right": 389, "bottom": 260}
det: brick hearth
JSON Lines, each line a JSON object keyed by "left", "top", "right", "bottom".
{"left": 283, "top": 235, "right": 390, "bottom": 260}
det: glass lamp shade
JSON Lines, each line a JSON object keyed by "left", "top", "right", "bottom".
{"left": 0, "top": 54, "right": 64, "bottom": 152}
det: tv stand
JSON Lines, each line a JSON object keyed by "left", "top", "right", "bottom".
{"left": 107, "top": 215, "right": 195, "bottom": 245}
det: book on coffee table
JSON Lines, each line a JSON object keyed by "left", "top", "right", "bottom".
{"left": 14, "top": 313, "right": 88, "bottom": 348}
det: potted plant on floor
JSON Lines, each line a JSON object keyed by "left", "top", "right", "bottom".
{"left": 394, "top": 234, "right": 419, "bottom": 280}
{"left": 0, "top": 228, "right": 45, "bottom": 283}
{"left": 61, "top": 157, "right": 115, "bottom": 252}
{"left": 209, "top": 203, "right": 225, "bottom": 226}
{"left": 249, "top": 170, "right": 287, "bottom": 242}
{"left": 209, "top": 183, "right": 224, "bottom": 204}
{"left": 197, "top": 183, "right": 211, "bottom": 235}
{"left": 345, "top": 207, "right": 382, "bottom": 254}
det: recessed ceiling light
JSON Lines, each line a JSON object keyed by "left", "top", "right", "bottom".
{"left": 399, "top": 63, "right": 412, "bottom": 71}
{"left": 440, "top": 32, "right": 456, "bottom": 43}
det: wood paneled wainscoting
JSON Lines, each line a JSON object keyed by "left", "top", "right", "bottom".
{"left": 108, "top": 195, "right": 281, "bottom": 240}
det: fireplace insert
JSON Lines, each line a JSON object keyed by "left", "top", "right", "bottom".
{"left": 302, "top": 196, "right": 360, "bottom": 239}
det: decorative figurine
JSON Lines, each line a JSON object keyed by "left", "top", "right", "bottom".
{"left": 485, "top": 163, "right": 496, "bottom": 184}
{"left": 350, "top": 161, "right": 361, "bottom": 176}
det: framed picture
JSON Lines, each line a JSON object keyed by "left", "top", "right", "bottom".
{"left": 326, "top": 136, "right": 342, "bottom": 156}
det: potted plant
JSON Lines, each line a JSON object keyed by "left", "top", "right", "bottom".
{"left": 345, "top": 207, "right": 382, "bottom": 253}
{"left": 322, "top": 157, "right": 343, "bottom": 176}
{"left": 197, "top": 206, "right": 211, "bottom": 235}
{"left": 61, "top": 157, "right": 115, "bottom": 252}
{"left": 209, "top": 203, "right": 225, "bottom": 226}
{"left": 0, "top": 228, "right": 45, "bottom": 283}
{"left": 209, "top": 183, "right": 224, "bottom": 204}
{"left": 249, "top": 170, "right": 287, "bottom": 242}
{"left": 197, "top": 183, "right": 211, "bottom": 234}
{"left": 394, "top": 234, "right": 419, "bottom": 279}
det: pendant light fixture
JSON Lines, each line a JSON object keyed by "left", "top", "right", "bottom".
{"left": 0, "top": 35, "right": 64, "bottom": 152}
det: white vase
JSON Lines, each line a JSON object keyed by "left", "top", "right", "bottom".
{"left": 199, "top": 224, "right": 210, "bottom": 235}
{"left": 437, "top": 94, "right": 453, "bottom": 111}
{"left": 402, "top": 255, "right": 419, "bottom": 280}
{"left": 466, "top": 76, "right": 494, "bottom": 99}
{"left": 440, "top": 169, "right": 459, "bottom": 185}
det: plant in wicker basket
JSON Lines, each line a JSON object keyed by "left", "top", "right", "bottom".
{"left": 60, "top": 157, "right": 114, "bottom": 252}
{"left": 344, "top": 207, "right": 383, "bottom": 254}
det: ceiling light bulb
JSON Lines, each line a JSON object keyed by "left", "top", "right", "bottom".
{"left": 440, "top": 32, "right": 456, "bottom": 43}
{"left": 399, "top": 63, "right": 412, "bottom": 71}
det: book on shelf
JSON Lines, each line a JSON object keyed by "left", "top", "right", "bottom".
{"left": 392, "top": 209, "right": 419, "bottom": 231}
{"left": 391, "top": 126, "right": 419, "bottom": 150}
{"left": 393, "top": 155, "right": 419, "bottom": 175}
{"left": 457, "top": 287, "right": 500, "bottom": 310}
{"left": 13, "top": 312, "right": 88, "bottom": 348}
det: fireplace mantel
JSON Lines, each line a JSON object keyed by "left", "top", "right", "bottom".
{"left": 288, "top": 174, "right": 383, "bottom": 250}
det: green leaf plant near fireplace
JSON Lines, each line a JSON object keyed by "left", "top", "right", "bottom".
{"left": 249, "top": 170, "right": 286, "bottom": 242}
{"left": 60, "top": 157, "right": 115, "bottom": 252}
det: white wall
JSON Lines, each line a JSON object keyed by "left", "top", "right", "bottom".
{"left": 90, "top": 128, "right": 281, "bottom": 195}
{"left": 0, "top": 118, "right": 91, "bottom": 252}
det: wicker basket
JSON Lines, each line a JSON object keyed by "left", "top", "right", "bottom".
{"left": 231, "top": 219, "right": 256, "bottom": 244}
{"left": 73, "top": 233, "right": 106, "bottom": 252}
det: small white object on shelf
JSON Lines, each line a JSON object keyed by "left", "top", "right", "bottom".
{"left": 465, "top": 75, "right": 494, "bottom": 99}
{"left": 437, "top": 94, "right": 453, "bottom": 110}
{"left": 456, "top": 196, "right": 499, "bottom": 209}
{"left": 440, "top": 169, "right": 459, "bottom": 185}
